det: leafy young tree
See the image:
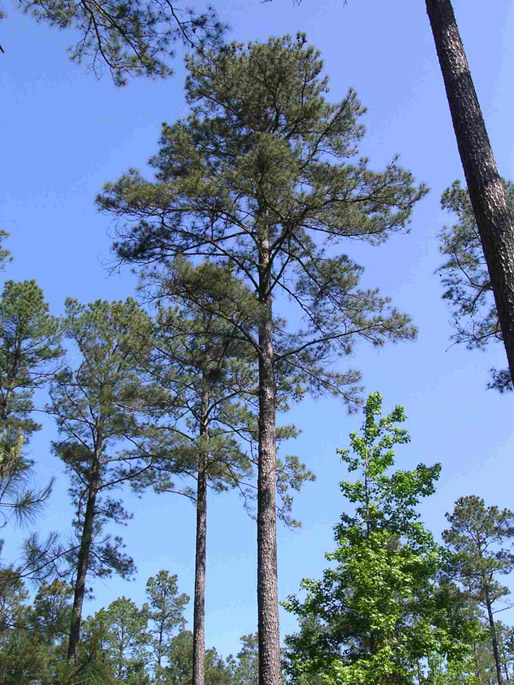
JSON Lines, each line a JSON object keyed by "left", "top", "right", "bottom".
{"left": 99, "top": 35, "right": 424, "bottom": 683}
{"left": 443, "top": 495, "right": 514, "bottom": 685}
{"left": 284, "top": 393, "right": 476, "bottom": 684}
{"left": 48, "top": 297, "right": 153, "bottom": 662}
{"left": 2, "top": 0, "right": 224, "bottom": 86}
{"left": 145, "top": 570, "right": 189, "bottom": 682}
{"left": 438, "top": 180, "right": 514, "bottom": 393}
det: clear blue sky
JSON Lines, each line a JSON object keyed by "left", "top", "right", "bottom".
{"left": 2, "top": 0, "right": 514, "bottom": 659}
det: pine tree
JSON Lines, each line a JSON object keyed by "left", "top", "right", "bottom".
{"left": 0, "top": 279, "right": 62, "bottom": 528}
{"left": 144, "top": 570, "right": 189, "bottom": 682}
{"left": 48, "top": 297, "right": 153, "bottom": 662}
{"left": 4, "top": 0, "right": 224, "bottom": 86}
{"left": 273, "top": 0, "right": 514, "bottom": 388}
{"left": 98, "top": 35, "right": 424, "bottom": 684}
{"left": 443, "top": 496, "right": 514, "bottom": 684}
{"left": 424, "top": 0, "right": 514, "bottom": 389}
{"left": 134, "top": 257, "right": 311, "bottom": 685}
{"left": 93, "top": 596, "right": 151, "bottom": 681}
{"left": 438, "top": 180, "right": 514, "bottom": 392}
{"left": 229, "top": 633, "right": 259, "bottom": 685}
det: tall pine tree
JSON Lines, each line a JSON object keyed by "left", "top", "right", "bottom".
{"left": 48, "top": 298, "right": 153, "bottom": 662}
{"left": 98, "top": 35, "right": 425, "bottom": 684}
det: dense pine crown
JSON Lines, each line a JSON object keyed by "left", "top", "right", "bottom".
{"left": 99, "top": 34, "right": 425, "bottom": 404}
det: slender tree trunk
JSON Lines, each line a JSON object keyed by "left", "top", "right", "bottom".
{"left": 156, "top": 622, "right": 164, "bottom": 682}
{"left": 67, "top": 469, "right": 100, "bottom": 662}
{"left": 484, "top": 586, "right": 503, "bottom": 684}
{"left": 425, "top": 0, "right": 514, "bottom": 386}
{"left": 257, "top": 230, "right": 281, "bottom": 685}
{"left": 192, "top": 398, "right": 208, "bottom": 685}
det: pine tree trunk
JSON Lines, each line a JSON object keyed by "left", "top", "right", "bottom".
{"left": 425, "top": 0, "right": 514, "bottom": 386}
{"left": 192, "top": 402, "right": 208, "bottom": 685}
{"left": 67, "top": 474, "right": 99, "bottom": 662}
{"left": 257, "top": 231, "right": 281, "bottom": 685}
{"left": 484, "top": 585, "right": 503, "bottom": 684}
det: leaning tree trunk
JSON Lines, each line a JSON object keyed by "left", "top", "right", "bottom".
{"left": 425, "top": 0, "right": 514, "bottom": 387}
{"left": 257, "top": 231, "right": 281, "bottom": 685}
{"left": 484, "top": 585, "right": 503, "bottom": 684}
{"left": 192, "top": 402, "right": 208, "bottom": 685}
{"left": 67, "top": 467, "right": 100, "bottom": 662}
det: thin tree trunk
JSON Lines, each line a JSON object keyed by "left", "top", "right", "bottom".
{"left": 67, "top": 470, "right": 100, "bottom": 662}
{"left": 257, "top": 230, "right": 281, "bottom": 685}
{"left": 192, "top": 398, "right": 208, "bottom": 685}
{"left": 425, "top": 0, "right": 514, "bottom": 386}
{"left": 484, "top": 586, "right": 503, "bottom": 684}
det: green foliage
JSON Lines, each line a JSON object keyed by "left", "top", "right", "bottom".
{"left": 228, "top": 633, "right": 258, "bottom": 685}
{"left": 135, "top": 258, "right": 258, "bottom": 499}
{"left": 49, "top": 297, "right": 154, "bottom": 582}
{"left": 443, "top": 496, "right": 514, "bottom": 610}
{"left": 0, "top": 231, "right": 11, "bottom": 271}
{"left": 135, "top": 257, "right": 312, "bottom": 524}
{"left": 165, "top": 629, "right": 232, "bottom": 684}
{"left": 99, "top": 33, "right": 424, "bottom": 407}
{"left": 93, "top": 596, "right": 151, "bottom": 681}
{"left": 0, "top": 279, "right": 62, "bottom": 438}
{"left": 284, "top": 393, "right": 477, "bottom": 683}
{"left": 438, "top": 180, "right": 514, "bottom": 393}
{"left": 9, "top": 0, "right": 225, "bottom": 86}
{"left": 144, "top": 570, "right": 189, "bottom": 681}
{"left": 0, "top": 279, "right": 61, "bottom": 529}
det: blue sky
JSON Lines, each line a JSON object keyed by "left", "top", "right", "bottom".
{"left": 2, "top": 0, "right": 514, "bottom": 659}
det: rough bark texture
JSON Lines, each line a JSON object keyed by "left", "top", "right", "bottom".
{"left": 484, "top": 585, "right": 503, "bottom": 684}
{"left": 67, "top": 470, "right": 99, "bottom": 663}
{"left": 192, "top": 408, "right": 208, "bottom": 685}
{"left": 426, "top": 0, "right": 514, "bottom": 386}
{"left": 257, "top": 231, "right": 281, "bottom": 685}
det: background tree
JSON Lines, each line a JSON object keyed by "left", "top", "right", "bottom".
{"left": 228, "top": 633, "right": 258, "bottom": 685}
{"left": 443, "top": 495, "right": 514, "bottom": 685}
{"left": 284, "top": 393, "right": 477, "bottom": 684}
{"left": 94, "top": 596, "right": 151, "bottom": 682}
{"left": 438, "top": 180, "right": 514, "bottom": 393}
{"left": 2, "top": 0, "right": 224, "bottom": 86}
{"left": 99, "top": 35, "right": 424, "bottom": 683}
{"left": 48, "top": 297, "right": 153, "bottom": 663}
{"left": 0, "top": 279, "right": 62, "bottom": 529}
{"left": 165, "top": 630, "right": 232, "bottom": 685}
{"left": 145, "top": 570, "right": 189, "bottom": 682}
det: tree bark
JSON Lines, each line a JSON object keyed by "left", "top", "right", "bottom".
{"left": 425, "top": 0, "right": 514, "bottom": 386}
{"left": 67, "top": 467, "right": 100, "bottom": 663}
{"left": 257, "top": 230, "right": 281, "bottom": 685}
{"left": 484, "top": 585, "right": 503, "bottom": 684}
{"left": 192, "top": 398, "right": 208, "bottom": 685}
